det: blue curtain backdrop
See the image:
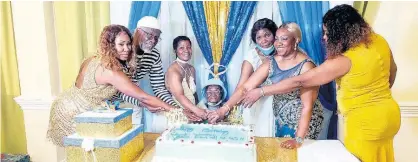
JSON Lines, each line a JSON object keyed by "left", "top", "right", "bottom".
{"left": 127, "top": 1, "right": 161, "bottom": 33}
{"left": 219, "top": 1, "right": 257, "bottom": 97}
{"left": 278, "top": 1, "right": 338, "bottom": 139}
{"left": 182, "top": 1, "right": 214, "bottom": 69}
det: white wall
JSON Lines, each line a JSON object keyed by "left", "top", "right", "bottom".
{"left": 372, "top": 2, "right": 418, "bottom": 162}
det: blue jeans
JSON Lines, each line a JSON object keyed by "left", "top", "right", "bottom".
{"left": 318, "top": 108, "right": 333, "bottom": 140}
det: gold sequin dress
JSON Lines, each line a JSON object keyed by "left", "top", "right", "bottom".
{"left": 46, "top": 58, "right": 117, "bottom": 146}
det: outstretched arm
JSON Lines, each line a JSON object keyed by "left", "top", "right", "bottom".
{"left": 235, "top": 61, "right": 254, "bottom": 92}
{"left": 207, "top": 61, "right": 270, "bottom": 123}
{"left": 149, "top": 52, "right": 178, "bottom": 106}
{"left": 263, "top": 56, "right": 351, "bottom": 96}
{"left": 98, "top": 67, "right": 174, "bottom": 112}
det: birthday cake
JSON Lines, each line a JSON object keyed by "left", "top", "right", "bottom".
{"left": 153, "top": 124, "right": 257, "bottom": 162}
{"left": 63, "top": 108, "right": 144, "bottom": 162}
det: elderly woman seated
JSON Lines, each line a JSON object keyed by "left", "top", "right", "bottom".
{"left": 197, "top": 78, "right": 227, "bottom": 111}
{"left": 197, "top": 77, "right": 246, "bottom": 124}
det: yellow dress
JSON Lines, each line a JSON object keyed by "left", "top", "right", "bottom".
{"left": 336, "top": 33, "right": 401, "bottom": 162}
{"left": 46, "top": 58, "right": 117, "bottom": 146}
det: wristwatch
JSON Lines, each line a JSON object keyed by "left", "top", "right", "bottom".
{"left": 295, "top": 136, "right": 304, "bottom": 144}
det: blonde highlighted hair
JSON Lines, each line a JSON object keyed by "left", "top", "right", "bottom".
{"left": 279, "top": 22, "right": 302, "bottom": 43}
{"left": 278, "top": 22, "right": 307, "bottom": 54}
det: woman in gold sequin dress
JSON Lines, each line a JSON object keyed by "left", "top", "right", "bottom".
{"left": 47, "top": 25, "right": 175, "bottom": 147}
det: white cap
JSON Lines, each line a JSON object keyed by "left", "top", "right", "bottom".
{"left": 136, "top": 16, "right": 160, "bottom": 30}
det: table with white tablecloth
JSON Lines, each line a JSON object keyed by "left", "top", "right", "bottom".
{"left": 298, "top": 140, "right": 360, "bottom": 162}
{"left": 135, "top": 133, "right": 360, "bottom": 162}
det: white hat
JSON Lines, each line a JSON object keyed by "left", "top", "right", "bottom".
{"left": 136, "top": 16, "right": 160, "bottom": 30}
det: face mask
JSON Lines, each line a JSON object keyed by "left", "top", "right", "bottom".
{"left": 256, "top": 44, "right": 275, "bottom": 56}
{"left": 207, "top": 100, "right": 223, "bottom": 107}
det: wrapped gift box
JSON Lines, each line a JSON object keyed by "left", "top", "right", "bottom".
{"left": 64, "top": 124, "right": 144, "bottom": 162}
{"left": 75, "top": 108, "right": 133, "bottom": 138}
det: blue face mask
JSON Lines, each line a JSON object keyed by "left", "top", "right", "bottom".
{"left": 256, "top": 44, "right": 275, "bottom": 56}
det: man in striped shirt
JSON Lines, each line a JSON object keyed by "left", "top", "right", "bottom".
{"left": 114, "top": 17, "right": 200, "bottom": 129}
{"left": 115, "top": 16, "right": 177, "bottom": 108}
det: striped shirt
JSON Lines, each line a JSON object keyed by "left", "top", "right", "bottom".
{"left": 113, "top": 48, "right": 178, "bottom": 107}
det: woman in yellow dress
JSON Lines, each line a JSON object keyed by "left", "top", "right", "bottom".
{"left": 47, "top": 25, "right": 175, "bottom": 147}
{"left": 227, "top": 5, "right": 400, "bottom": 162}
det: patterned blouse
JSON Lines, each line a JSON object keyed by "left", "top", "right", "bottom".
{"left": 264, "top": 58, "right": 324, "bottom": 139}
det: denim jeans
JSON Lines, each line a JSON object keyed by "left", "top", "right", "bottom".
{"left": 318, "top": 108, "right": 333, "bottom": 140}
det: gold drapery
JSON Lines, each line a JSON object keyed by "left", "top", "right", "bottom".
{"left": 53, "top": 1, "right": 110, "bottom": 90}
{"left": 203, "top": 1, "right": 230, "bottom": 74}
{"left": 0, "top": 1, "right": 27, "bottom": 154}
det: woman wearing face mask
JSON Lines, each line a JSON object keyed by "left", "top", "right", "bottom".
{"left": 235, "top": 18, "right": 278, "bottom": 137}
{"left": 165, "top": 36, "right": 208, "bottom": 123}
{"left": 46, "top": 25, "right": 174, "bottom": 147}
{"left": 239, "top": 5, "right": 400, "bottom": 161}
{"left": 208, "top": 22, "right": 324, "bottom": 149}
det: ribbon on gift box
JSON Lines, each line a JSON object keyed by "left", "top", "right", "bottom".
{"left": 81, "top": 138, "right": 98, "bottom": 162}
{"left": 94, "top": 100, "right": 121, "bottom": 113}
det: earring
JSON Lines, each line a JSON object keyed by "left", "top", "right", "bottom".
{"left": 294, "top": 44, "right": 297, "bottom": 50}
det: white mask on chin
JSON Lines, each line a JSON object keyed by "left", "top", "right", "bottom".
{"left": 207, "top": 100, "right": 222, "bottom": 107}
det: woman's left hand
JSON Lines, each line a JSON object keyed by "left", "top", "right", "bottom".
{"left": 242, "top": 88, "right": 262, "bottom": 108}
{"left": 280, "top": 139, "right": 301, "bottom": 149}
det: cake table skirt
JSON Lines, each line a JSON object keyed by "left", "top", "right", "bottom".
{"left": 134, "top": 133, "right": 297, "bottom": 162}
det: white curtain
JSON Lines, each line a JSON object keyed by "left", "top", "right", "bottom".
{"left": 330, "top": 1, "right": 354, "bottom": 9}
{"left": 110, "top": 1, "right": 131, "bottom": 27}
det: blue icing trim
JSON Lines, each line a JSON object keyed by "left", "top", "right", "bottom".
{"left": 169, "top": 124, "right": 247, "bottom": 144}
{"left": 74, "top": 108, "right": 133, "bottom": 124}
{"left": 64, "top": 124, "right": 143, "bottom": 148}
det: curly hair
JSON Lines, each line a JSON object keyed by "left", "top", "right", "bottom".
{"left": 251, "top": 18, "right": 278, "bottom": 43}
{"left": 97, "top": 24, "right": 136, "bottom": 75}
{"left": 323, "top": 4, "right": 373, "bottom": 57}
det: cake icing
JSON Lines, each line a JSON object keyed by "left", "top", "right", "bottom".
{"left": 153, "top": 124, "right": 257, "bottom": 162}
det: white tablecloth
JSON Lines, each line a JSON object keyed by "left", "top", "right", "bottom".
{"left": 298, "top": 140, "right": 360, "bottom": 162}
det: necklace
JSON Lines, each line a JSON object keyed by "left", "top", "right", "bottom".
{"left": 175, "top": 57, "right": 188, "bottom": 64}
{"left": 278, "top": 51, "right": 298, "bottom": 62}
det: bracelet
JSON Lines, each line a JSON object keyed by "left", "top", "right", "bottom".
{"left": 260, "top": 87, "right": 265, "bottom": 97}
{"left": 295, "top": 136, "right": 304, "bottom": 144}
